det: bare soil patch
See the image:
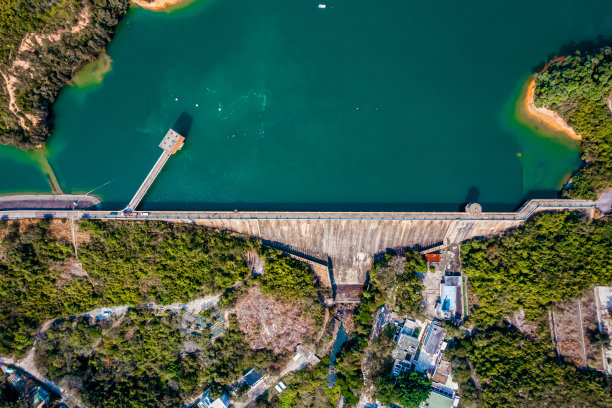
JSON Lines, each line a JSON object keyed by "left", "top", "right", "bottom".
{"left": 554, "top": 300, "right": 586, "bottom": 367}
{"left": 48, "top": 219, "right": 73, "bottom": 243}
{"left": 234, "top": 286, "right": 315, "bottom": 354}
{"left": 53, "top": 258, "right": 89, "bottom": 288}
{"left": 579, "top": 290, "right": 604, "bottom": 370}
{"left": 553, "top": 291, "right": 603, "bottom": 370}
{"left": 246, "top": 250, "right": 265, "bottom": 275}
{"left": 508, "top": 309, "right": 540, "bottom": 340}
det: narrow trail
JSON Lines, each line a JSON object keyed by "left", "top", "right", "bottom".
{"left": 469, "top": 361, "right": 482, "bottom": 393}
{"left": 549, "top": 310, "right": 560, "bottom": 356}
{"left": 316, "top": 308, "right": 330, "bottom": 343}
{"left": 576, "top": 299, "right": 588, "bottom": 368}
{"left": 1, "top": 7, "right": 91, "bottom": 131}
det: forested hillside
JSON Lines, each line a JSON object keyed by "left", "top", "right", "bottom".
{"left": 1, "top": 219, "right": 328, "bottom": 407}
{"left": 35, "top": 310, "right": 277, "bottom": 408}
{"left": 448, "top": 324, "right": 612, "bottom": 407}
{"left": 458, "top": 211, "right": 612, "bottom": 407}
{"left": 0, "top": 220, "right": 325, "bottom": 357}
{"left": 461, "top": 211, "right": 611, "bottom": 326}
{"left": 535, "top": 48, "right": 612, "bottom": 199}
{"left": 0, "top": 0, "right": 130, "bottom": 149}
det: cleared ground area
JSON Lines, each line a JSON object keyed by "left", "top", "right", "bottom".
{"left": 552, "top": 290, "right": 604, "bottom": 371}
{"left": 234, "top": 286, "right": 316, "bottom": 354}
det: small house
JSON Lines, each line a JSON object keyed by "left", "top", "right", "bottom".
{"left": 197, "top": 389, "right": 230, "bottom": 408}
{"left": 243, "top": 368, "right": 263, "bottom": 389}
{"left": 425, "top": 253, "right": 441, "bottom": 263}
{"left": 28, "top": 387, "right": 49, "bottom": 408}
{"left": 436, "top": 273, "right": 463, "bottom": 321}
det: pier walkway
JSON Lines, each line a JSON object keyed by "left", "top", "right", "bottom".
{"left": 124, "top": 129, "right": 184, "bottom": 211}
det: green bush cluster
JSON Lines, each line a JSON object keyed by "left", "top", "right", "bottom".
{"left": 255, "top": 357, "right": 339, "bottom": 408}
{"left": 259, "top": 248, "right": 325, "bottom": 329}
{"left": 461, "top": 211, "right": 612, "bottom": 326}
{"left": 375, "top": 371, "right": 431, "bottom": 408}
{"left": 535, "top": 48, "right": 612, "bottom": 198}
{"left": 0, "top": 219, "right": 80, "bottom": 356}
{"left": 0, "top": 220, "right": 252, "bottom": 357}
{"left": 448, "top": 324, "right": 612, "bottom": 407}
{"left": 35, "top": 309, "right": 277, "bottom": 408}
{"left": 78, "top": 220, "right": 252, "bottom": 304}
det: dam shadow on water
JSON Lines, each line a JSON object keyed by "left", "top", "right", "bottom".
{"left": 97, "top": 197, "right": 564, "bottom": 213}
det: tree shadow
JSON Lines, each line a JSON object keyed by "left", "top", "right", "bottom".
{"left": 531, "top": 35, "right": 612, "bottom": 73}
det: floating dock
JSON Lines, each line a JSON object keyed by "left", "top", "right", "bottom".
{"left": 124, "top": 129, "right": 184, "bottom": 211}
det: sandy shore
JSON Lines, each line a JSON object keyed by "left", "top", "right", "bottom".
{"left": 523, "top": 77, "right": 581, "bottom": 141}
{"left": 132, "top": 0, "right": 188, "bottom": 10}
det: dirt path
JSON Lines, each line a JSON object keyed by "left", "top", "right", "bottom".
{"left": 576, "top": 299, "right": 588, "bottom": 368}
{"left": 468, "top": 362, "right": 482, "bottom": 393}
{"left": 549, "top": 311, "right": 560, "bottom": 355}
{"left": 316, "top": 308, "right": 330, "bottom": 343}
{"left": 1, "top": 7, "right": 91, "bottom": 131}
{"left": 0, "top": 71, "right": 33, "bottom": 130}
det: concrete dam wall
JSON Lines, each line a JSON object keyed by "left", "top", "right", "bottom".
{"left": 185, "top": 200, "right": 595, "bottom": 290}
{"left": 0, "top": 198, "right": 595, "bottom": 300}
{"left": 193, "top": 217, "right": 520, "bottom": 286}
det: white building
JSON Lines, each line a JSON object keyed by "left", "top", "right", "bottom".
{"left": 436, "top": 272, "right": 463, "bottom": 321}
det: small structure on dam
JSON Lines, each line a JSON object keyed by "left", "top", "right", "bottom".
{"left": 124, "top": 129, "right": 185, "bottom": 212}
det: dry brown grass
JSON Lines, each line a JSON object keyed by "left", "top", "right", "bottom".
{"left": 234, "top": 286, "right": 315, "bottom": 354}
{"left": 553, "top": 290, "right": 604, "bottom": 371}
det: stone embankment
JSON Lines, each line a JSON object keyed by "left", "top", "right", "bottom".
{"left": 0, "top": 194, "right": 100, "bottom": 210}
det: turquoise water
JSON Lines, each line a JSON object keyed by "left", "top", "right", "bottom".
{"left": 3, "top": 0, "right": 612, "bottom": 210}
{"left": 330, "top": 324, "right": 348, "bottom": 365}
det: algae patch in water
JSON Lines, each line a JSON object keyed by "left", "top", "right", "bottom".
{"left": 72, "top": 51, "right": 112, "bottom": 88}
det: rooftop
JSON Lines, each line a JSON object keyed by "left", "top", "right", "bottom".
{"left": 159, "top": 129, "right": 185, "bottom": 154}
{"left": 243, "top": 368, "right": 263, "bottom": 387}
{"left": 397, "top": 332, "right": 419, "bottom": 352}
{"left": 424, "top": 323, "right": 445, "bottom": 355}
{"left": 426, "top": 253, "right": 441, "bottom": 262}
{"left": 424, "top": 391, "right": 453, "bottom": 408}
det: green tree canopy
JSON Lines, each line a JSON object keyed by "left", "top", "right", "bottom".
{"left": 461, "top": 212, "right": 612, "bottom": 325}
{"left": 535, "top": 48, "right": 612, "bottom": 198}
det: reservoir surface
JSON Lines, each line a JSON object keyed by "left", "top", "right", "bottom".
{"left": 3, "top": 0, "right": 612, "bottom": 211}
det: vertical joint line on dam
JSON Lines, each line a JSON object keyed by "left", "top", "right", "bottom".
{"left": 124, "top": 129, "right": 185, "bottom": 212}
